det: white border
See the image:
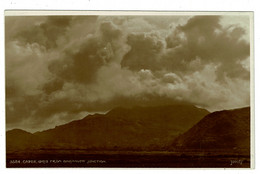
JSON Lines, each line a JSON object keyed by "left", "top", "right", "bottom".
{"left": 250, "top": 12, "right": 255, "bottom": 169}
{"left": 4, "top": 10, "right": 254, "bottom": 16}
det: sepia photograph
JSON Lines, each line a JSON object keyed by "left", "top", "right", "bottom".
{"left": 5, "top": 11, "right": 253, "bottom": 168}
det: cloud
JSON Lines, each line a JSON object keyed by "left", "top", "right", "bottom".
{"left": 165, "top": 16, "right": 250, "bottom": 80}
{"left": 181, "top": 64, "right": 250, "bottom": 111}
{"left": 47, "top": 21, "right": 123, "bottom": 85}
{"left": 121, "top": 32, "right": 164, "bottom": 71}
{"left": 5, "top": 41, "right": 51, "bottom": 97}
{"left": 99, "top": 21, "right": 122, "bottom": 42}
{"left": 48, "top": 35, "right": 108, "bottom": 84}
{"left": 5, "top": 15, "right": 251, "bottom": 132}
{"left": 14, "top": 16, "right": 73, "bottom": 49}
{"left": 121, "top": 16, "right": 250, "bottom": 81}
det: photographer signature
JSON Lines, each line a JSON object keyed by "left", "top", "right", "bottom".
{"left": 230, "top": 159, "right": 243, "bottom": 166}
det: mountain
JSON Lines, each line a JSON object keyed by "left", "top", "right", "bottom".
{"left": 172, "top": 107, "right": 250, "bottom": 154}
{"left": 6, "top": 104, "right": 209, "bottom": 152}
{"left": 6, "top": 129, "right": 35, "bottom": 151}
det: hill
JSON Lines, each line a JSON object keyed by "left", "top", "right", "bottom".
{"left": 6, "top": 104, "right": 209, "bottom": 151}
{"left": 172, "top": 107, "right": 250, "bottom": 154}
{"left": 6, "top": 129, "right": 35, "bottom": 151}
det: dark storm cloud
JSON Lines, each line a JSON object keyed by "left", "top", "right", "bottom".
{"left": 9, "top": 16, "right": 98, "bottom": 50}
{"left": 14, "top": 16, "right": 72, "bottom": 49}
{"left": 5, "top": 16, "right": 45, "bottom": 42}
{"left": 48, "top": 36, "right": 108, "bottom": 84}
{"left": 165, "top": 16, "right": 250, "bottom": 80}
{"left": 48, "top": 21, "right": 122, "bottom": 85}
{"left": 121, "top": 32, "right": 164, "bottom": 71}
{"left": 121, "top": 16, "right": 250, "bottom": 81}
{"left": 42, "top": 78, "right": 64, "bottom": 95}
{"left": 99, "top": 21, "right": 122, "bottom": 42}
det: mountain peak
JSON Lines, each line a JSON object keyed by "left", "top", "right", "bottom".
{"left": 7, "top": 129, "right": 32, "bottom": 135}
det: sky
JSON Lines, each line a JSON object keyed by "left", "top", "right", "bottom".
{"left": 5, "top": 14, "right": 251, "bottom": 132}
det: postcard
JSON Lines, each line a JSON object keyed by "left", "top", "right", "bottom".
{"left": 5, "top": 11, "right": 253, "bottom": 168}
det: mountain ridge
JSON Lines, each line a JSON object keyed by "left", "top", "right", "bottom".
{"left": 6, "top": 104, "right": 209, "bottom": 151}
{"left": 6, "top": 105, "right": 251, "bottom": 154}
